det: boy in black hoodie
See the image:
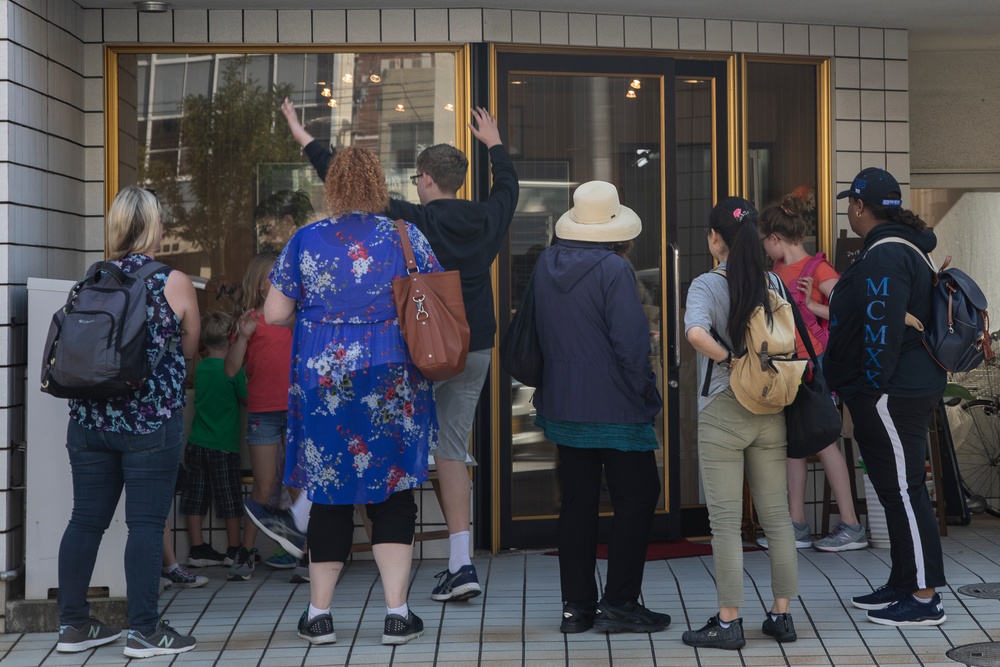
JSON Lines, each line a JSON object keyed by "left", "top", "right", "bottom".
{"left": 824, "top": 168, "right": 947, "bottom": 627}
{"left": 281, "top": 100, "right": 518, "bottom": 601}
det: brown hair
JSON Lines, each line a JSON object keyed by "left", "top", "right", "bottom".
{"left": 201, "top": 311, "right": 233, "bottom": 349}
{"left": 236, "top": 252, "right": 278, "bottom": 314}
{"left": 759, "top": 195, "right": 807, "bottom": 243}
{"left": 416, "top": 144, "right": 468, "bottom": 194}
{"left": 323, "top": 147, "right": 389, "bottom": 215}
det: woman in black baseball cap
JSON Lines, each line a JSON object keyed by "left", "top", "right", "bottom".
{"left": 825, "top": 167, "right": 948, "bottom": 627}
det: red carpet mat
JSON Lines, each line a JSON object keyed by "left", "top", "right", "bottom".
{"left": 546, "top": 539, "right": 763, "bottom": 561}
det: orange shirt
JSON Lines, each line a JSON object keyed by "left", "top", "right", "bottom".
{"left": 244, "top": 317, "right": 293, "bottom": 413}
{"left": 774, "top": 256, "right": 839, "bottom": 358}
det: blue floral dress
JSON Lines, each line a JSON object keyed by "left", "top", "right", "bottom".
{"left": 270, "top": 212, "right": 441, "bottom": 505}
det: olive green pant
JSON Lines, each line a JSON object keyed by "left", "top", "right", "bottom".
{"left": 698, "top": 388, "right": 799, "bottom": 608}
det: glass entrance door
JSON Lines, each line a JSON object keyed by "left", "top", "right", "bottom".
{"left": 493, "top": 51, "right": 730, "bottom": 549}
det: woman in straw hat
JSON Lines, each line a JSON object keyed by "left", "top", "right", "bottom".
{"left": 531, "top": 180, "right": 669, "bottom": 635}
{"left": 682, "top": 197, "right": 799, "bottom": 650}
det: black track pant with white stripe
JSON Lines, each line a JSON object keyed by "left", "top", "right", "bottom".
{"left": 847, "top": 392, "right": 946, "bottom": 592}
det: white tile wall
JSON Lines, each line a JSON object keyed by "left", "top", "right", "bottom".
{"left": 313, "top": 9, "right": 347, "bottom": 44}
{"left": 650, "top": 17, "right": 678, "bottom": 50}
{"left": 624, "top": 16, "right": 651, "bottom": 49}
{"left": 414, "top": 9, "right": 448, "bottom": 42}
{"left": 596, "top": 14, "right": 624, "bottom": 48}
{"left": 678, "top": 18, "right": 704, "bottom": 51}
{"left": 540, "top": 12, "right": 568, "bottom": 45}
{"left": 784, "top": 23, "right": 809, "bottom": 55}
{"left": 244, "top": 10, "right": 278, "bottom": 44}
{"left": 758, "top": 22, "right": 782, "bottom": 54}
{"left": 483, "top": 9, "right": 512, "bottom": 43}
{"left": 512, "top": 10, "right": 541, "bottom": 44}
{"left": 209, "top": 9, "right": 242, "bottom": 43}
{"left": 381, "top": 9, "right": 415, "bottom": 43}
{"left": 347, "top": 9, "right": 380, "bottom": 43}
{"left": 568, "top": 13, "right": 597, "bottom": 47}
{"left": 705, "top": 19, "right": 731, "bottom": 52}
{"left": 278, "top": 9, "right": 312, "bottom": 44}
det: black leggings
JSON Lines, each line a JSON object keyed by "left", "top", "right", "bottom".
{"left": 308, "top": 490, "right": 417, "bottom": 563}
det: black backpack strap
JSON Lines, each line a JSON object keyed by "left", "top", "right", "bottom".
{"left": 700, "top": 269, "right": 731, "bottom": 398}
{"left": 134, "top": 260, "right": 178, "bottom": 364}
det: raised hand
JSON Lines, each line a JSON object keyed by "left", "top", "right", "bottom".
{"left": 468, "top": 106, "right": 502, "bottom": 148}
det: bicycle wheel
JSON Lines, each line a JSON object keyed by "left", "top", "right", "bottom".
{"left": 957, "top": 399, "right": 1000, "bottom": 517}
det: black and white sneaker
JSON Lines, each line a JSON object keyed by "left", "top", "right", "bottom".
{"left": 56, "top": 618, "right": 122, "bottom": 652}
{"left": 682, "top": 615, "right": 746, "bottom": 650}
{"left": 297, "top": 610, "right": 336, "bottom": 644}
{"left": 382, "top": 612, "right": 424, "bottom": 645}
{"left": 851, "top": 584, "right": 907, "bottom": 610}
{"left": 123, "top": 620, "right": 196, "bottom": 658}
{"left": 868, "top": 593, "right": 946, "bottom": 626}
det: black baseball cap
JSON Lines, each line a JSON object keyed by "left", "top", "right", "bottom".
{"left": 836, "top": 167, "right": 902, "bottom": 208}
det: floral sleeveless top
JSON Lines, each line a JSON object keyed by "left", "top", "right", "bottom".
{"left": 69, "top": 254, "right": 187, "bottom": 434}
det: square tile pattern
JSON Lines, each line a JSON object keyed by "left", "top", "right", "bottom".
{"left": 6, "top": 517, "right": 1000, "bottom": 665}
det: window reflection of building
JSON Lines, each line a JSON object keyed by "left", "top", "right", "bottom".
{"left": 132, "top": 49, "right": 456, "bottom": 296}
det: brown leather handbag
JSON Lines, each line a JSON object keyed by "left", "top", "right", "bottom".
{"left": 391, "top": 219, "right": 470, "bottom": 381}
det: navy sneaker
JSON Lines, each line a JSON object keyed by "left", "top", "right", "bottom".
{"left": 851, "top": 584, "right": 907, "bottom": 610}
{"left": 431, "top": 564, "right": 481, "bottom": 601}
{"left": 244, "top": 498, "right": 305, "bottom": 559}
{"left": 56, "top": 618, "right": 122, "bottom": 652}
{"left": 868, "top": 593, "right": 946, "bottom": 626}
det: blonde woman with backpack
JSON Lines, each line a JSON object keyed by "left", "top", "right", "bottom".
{"left": 682, "top": 197, "right": 799, "bottom": 650}
{"left": 758, "top": 197, "right": 868, "bottom": 553}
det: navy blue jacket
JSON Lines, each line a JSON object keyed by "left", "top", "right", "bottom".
{"left": 824, "top": 221, "right": 947, "bottom": 401}
{"left": 532, "top": 240, "right": 662, "bottom": 423}
{"left": 304, "top": 141, "right": 519, "bottom": 351}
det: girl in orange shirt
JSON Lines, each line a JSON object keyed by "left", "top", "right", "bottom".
{"left": 759, "top": 196, "right": 868, "bottom": 553}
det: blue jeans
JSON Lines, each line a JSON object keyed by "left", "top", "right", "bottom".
{"left": 58, "top": 411, "right": 183, "bottom": 633}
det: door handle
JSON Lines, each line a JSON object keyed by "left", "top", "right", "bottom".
{"left": 670, "top": 242, "right": 681, "bottom": 370}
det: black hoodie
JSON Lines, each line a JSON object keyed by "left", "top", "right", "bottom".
{"left": 823, "top": 221, "right": 947, "bottom": 401}
{"left": 303, "top": 141, "right": 519, "bottom": 351}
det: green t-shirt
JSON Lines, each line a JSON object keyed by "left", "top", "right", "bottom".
{"left": 189, "top": 357, "right": 247, "bottom": 453}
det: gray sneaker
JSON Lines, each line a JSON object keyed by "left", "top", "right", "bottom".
{"left": 755, "top": 522, "right": 812, "bottom": 550}
{"left": 813, "top": 521, "right": 868, "bottom": 552}
{"left": 123, "top": 620, "right": 196, "bottom": 658}
{"left": 228, "top": 547, "right": 256, "bottom": 581}
{"left": 56, "top": 618, "right": 122, "bottom": 652}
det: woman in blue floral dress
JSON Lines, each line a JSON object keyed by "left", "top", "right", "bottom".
{"left": 264, "top": 147, "right": 439, "bottom": 646}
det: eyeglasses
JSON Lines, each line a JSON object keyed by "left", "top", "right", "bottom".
{"left": 409, "top": 173, "right": 424, "bottom": 186}
{"left": 145, "top": 188, "right": 159, "bottom": 202}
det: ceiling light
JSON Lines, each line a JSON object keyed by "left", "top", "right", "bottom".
{"left": 395, "top": 104, "right": 405, "bottom": 112}
{"left": 682, "top": 79, "right": 702, "bottom": 84}
{"left": 135, "top": 1, "right": 169, "bottom": 11}
{"left": 510, "top": 80, "right": 524, "bottom": 85}
{"left": 328, "top": 99, "right": 337, "bottom": 108}
{"left": 343, "top": 73, "right": 353, "bottom": 83}
{"left": 369, "top": 73, "right": 381, "bottom": 83}
{"left": 626, "top": 90, "right": 637, "bottom": 99}
{"left": 320, "top": 87, "right": 332, "bottom": 98}
{"left": 444, "top": 103, "right": 454, "bottom": 112}
{"left": 630, "top": 79, "right": 641, "bottom": 89}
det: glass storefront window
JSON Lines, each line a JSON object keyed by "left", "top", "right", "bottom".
{"left": 745, "top": 59, "right": 821, "bottom": 254}
{"left": 115, "top": 49, "right": 461, "bottom": 309}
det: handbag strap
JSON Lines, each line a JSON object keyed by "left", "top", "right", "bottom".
{"left": 777, "top": 278, "right": 821, "bottom": 365}
{"left": 393, "top": 219, "right": 419, "bottom": 275}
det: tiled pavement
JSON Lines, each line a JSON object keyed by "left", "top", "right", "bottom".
{"left": 5, "top": 518, "right": 1000, "bottom": 666}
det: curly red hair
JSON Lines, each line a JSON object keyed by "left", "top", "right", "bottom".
{"left": 323, "top": 147, "right": 389, "bottom": 215}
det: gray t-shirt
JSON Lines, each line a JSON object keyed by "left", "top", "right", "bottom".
{"left": 684, "top": 263, "right": 785, "bottom": 411}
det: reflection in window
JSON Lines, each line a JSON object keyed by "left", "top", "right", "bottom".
{"left": 122, "top": 49, "right": 458, "bottom": 316}
{"left": 745, "top": 61, "right": 819, "bottom": 253}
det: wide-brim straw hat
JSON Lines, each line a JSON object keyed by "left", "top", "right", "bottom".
{"left": 555, "top": 181, "right": 642, "bottom": 243}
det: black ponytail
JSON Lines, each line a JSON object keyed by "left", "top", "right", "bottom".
{"left": 709, "top": 197, "right": 771, "bottom": 352}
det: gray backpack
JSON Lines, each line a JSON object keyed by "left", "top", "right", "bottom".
{"left": 40, "top": 260, "right": 172, "bottom": 399}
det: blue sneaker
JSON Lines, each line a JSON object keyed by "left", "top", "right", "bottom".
{"left": 431, "top": 564, "right": 481, "bottom": 601}
{"left": 264, "top": 547, "right": 298, "bottom": 570}
{"left": 851, "top": 584, "right": 907, "bottom": 610}
{"left": 244, "top": 498, "right": 306, "bottom": 559}
{"left": 867, "top": 593, "right": 946, "bottom": 626}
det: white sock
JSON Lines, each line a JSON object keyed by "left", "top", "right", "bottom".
{"left": 307, "top": 603, "right": 329, "bottom": 621}
{"left": 912, "top": 594, "right": 934, "bottom": 604}
{"left": 291, "top": 494, "right": 312, "bottom": 534}
{"left": 387, "top": 603, "right": 409, "bottom": 617}
{"left": 162, "top": 563, "right": 179, "bottom": 575}
{"left": 449, "top": 531, "right": 472, "bottom": 573}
